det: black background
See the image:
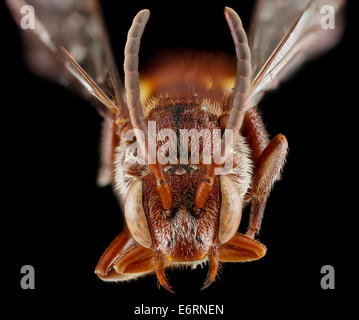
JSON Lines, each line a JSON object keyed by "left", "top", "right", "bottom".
{"left": 1, "top": 0, "right": 356, "bottom": 317}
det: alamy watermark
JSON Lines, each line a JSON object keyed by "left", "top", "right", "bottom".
{"left": 321, "top": 5, "right": 336, "bottom": 30}
{"left": 320, "top": 265, "right": 335, "bottom": 289}
{"left": 20, "top": 5, "right": 35, "bottom": 30}
{"left": 123, "top": 121, "right": 234, "bottom": 175}
{"left": 20, "top": 265, "right": 35, "bottom": 289}
{"left": 18, "top": 4, "right": 337, "bottom": 32}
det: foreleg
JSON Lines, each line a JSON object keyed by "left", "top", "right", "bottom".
{"left": 246, "top": 134, "right": 288, "bottom": 238}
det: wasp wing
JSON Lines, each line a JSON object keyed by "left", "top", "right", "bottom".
{"left": 248, "top": 0, "right": 346, "bottom": 106}
{"left": 6, "top": 0, "right": 126, "bottom": 118}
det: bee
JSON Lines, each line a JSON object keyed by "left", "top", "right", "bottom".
{"left": 7, "top": 0, "right": 345, "bottom": 292}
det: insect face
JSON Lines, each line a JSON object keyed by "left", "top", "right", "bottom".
{"left": 144, "top": 105, "right": 217, "bottom": 260}
{"left": 143, "top": 164, "right": 220, "bottom": 262}
{"left": 119, "top": 102, "right": 248, "bottom": 290}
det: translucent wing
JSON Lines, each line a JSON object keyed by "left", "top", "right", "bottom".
{"left": 248, "top": 0, "right": 346, "bottom": 106}
{"left": 6, "top": 0, "right": 127, "bottom": 118}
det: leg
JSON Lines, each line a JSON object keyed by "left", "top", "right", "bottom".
{"left": 246, "top": 134, "right": 288, "bottom": 238}
{"left": 95, "top": 228, "right": 154, "bottom": 282}
{"left": 219, "top": 233, "right": 267, "bottom": 262}
{"left": 241, "top": 108, "right": 270, "bottom": 163}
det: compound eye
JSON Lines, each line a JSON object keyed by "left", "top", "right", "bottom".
{"left": 218, "top": 176, "right": 243, "bottom": 244}
{"left": 124, "top": 181, "right": 152, "bottom": 248}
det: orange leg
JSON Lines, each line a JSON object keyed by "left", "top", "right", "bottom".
{"left": 240, "top": 108, "right": 288, "bottom": 238}
{"left": 241, "top": 108, "right": 270, "bottom": 163}
{"left": 246, "top": 134, "right": 288, "bottom": 238}
{"left": 219, "top": 233, "right": 267, "bottom": 262}
{"left": 95, "top": 229, "right": 154, "bottom": 282}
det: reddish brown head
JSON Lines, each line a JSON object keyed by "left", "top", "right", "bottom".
{"left": 123, "top": 104, "right": 246, "bottom": 291}
{"left": 143, "top": 105, "right": 221, "bottom": 263}
{"left": 120, "top": 7, "right": 256, "bottom": 291}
